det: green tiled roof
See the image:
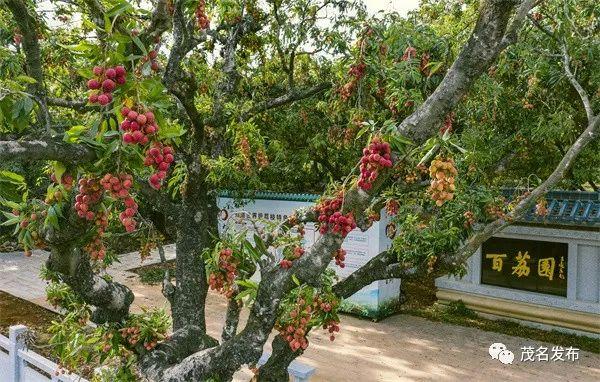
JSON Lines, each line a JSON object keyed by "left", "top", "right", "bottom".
{"left": 218, "top": 190, "right": 320, "bottom": 202}
{"left": 220, "top": 189, "right": 600, "bottom": 227}
{"left": 503, "top": 189, "right": 599, "bottom": 227}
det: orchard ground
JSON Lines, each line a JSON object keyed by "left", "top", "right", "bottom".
{"left": 0, "top": 248, "right": 598, "bottom": 381}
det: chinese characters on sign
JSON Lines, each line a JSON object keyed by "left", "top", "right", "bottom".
{"left": 481, "top": 238, "right": 568, "bottom": 296}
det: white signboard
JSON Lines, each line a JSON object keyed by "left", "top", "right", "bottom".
{"left": 217, "top": 193, "right": 401, "bottom": 318}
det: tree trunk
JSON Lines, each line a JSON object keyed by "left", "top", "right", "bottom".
{"left": 170, "top": 189, "right": 218, "bottom": 332}
{"left": 44, "top": 212, "right": 134, "bottom": 323}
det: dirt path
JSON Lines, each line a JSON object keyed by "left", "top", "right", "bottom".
{"left": 126, "top": 276, "right": 599, "bottom": 382}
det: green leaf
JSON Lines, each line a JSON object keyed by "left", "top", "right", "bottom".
{"left": 131, "top": 35, "right": 148, "bottom": 56}
{"left": 427, "top": 61, "right": 444, "bottom": 77}
{"left": 449, "top": 141, "right": 467, "bottom": 154}
{"left": 253, "top": 233, "right": 268, "bottom": 254}
{"left": 0, "top": 170, "right": 25, "bottom": 185}
{"left": 235, "top": 279, "right": 258, "bottom": 289}
{"left": 63, "top": 125, "right": 89, "bottom": 142}
{"left": 235, "top": 289, "right": 253, "bottom": 301}
{"left": 45, "top": 205, "right": 60, "bottom": 229}
{"left": 52, "top": 162, "right": 66, "bottom": 183}
{"left": 0, "top": 217, "right": 20, "bottom": 226}
{"left": 104, "top": 14, "right": 112, "bottom": 34}
{"left": 106, "top": 1, "right": 133, "bottom": 17}
{"left": 16, "top": 75, "right": 37, "bottom": 84}
{"left": 292, "top": 274, "right": 301, "bottom": 286}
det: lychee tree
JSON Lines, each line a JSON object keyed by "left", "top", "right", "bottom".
{"left": 0, "top": 0, "right": 598, "bottom": 381}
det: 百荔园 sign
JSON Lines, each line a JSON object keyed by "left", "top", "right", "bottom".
{"left": 481, "top": 237, "right": 568, "bottom": 297}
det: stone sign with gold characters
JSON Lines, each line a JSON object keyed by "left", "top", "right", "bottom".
{"left": 481, "top": 237, "right": 568, "bottom": 297}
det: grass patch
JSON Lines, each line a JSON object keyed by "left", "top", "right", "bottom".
{"left": 400, "top": 278, "right": 600, "bottom": 354}
{"left": 129, "top": 260, "right": 176, "bottom": 285}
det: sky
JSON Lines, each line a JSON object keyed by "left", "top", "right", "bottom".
{"left": 365, "top": 0, "right": 420, "bottom": 15}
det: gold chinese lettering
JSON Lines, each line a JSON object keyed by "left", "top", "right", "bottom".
{"left": 486, "top": 254, "right": 507, "bottom": 272}
{"left": 512, "top": 251, "right": 531, "bottom": 277}
{"left": 559, "top": 256, "right": 565, "bottom": 280}
{"left": 538, "top": 258, "right": 556, "bottom": 280}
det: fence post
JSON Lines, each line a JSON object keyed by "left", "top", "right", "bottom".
{"left": 9, "top": 324, "right": 27, "bottom": 382}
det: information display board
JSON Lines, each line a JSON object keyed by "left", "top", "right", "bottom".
{"left": 217, "top": 194, "right": 401, "bottom": 318}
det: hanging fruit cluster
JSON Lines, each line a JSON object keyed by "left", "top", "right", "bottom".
{"left": 255, "top": 149, "right": 269, "bottom": 169}
{"left": 357, "top": 137, "right": 393, "bottom": 191}
{"left": 440, "top": 112, "right": 455, "bottom": 135}
{"left": 144, "top": 143, "right": 175, "bottom": 190}
{"left": 340, "top": 62, "right": 366, "bottom": 101}
{"left": 535, "top": 199, "right": 548, "bottom": 216}
{"left": 87, "top": 65, "right": 126, "bottom": 106}
{"left": 401, "top": 46, "right": 417, "bottom": 61}
{"left": 100, "top": 173, "right": 138, "bottom": 232}
{"left": 428, "top": 157, "right": 457, "bottom": 206}
{"left": 50, "top": 173, "right": 74, "bottom": 191}
{"left": 333, "top": 248, "right": 346, "bottom": 268}
{"left": 74, "top": 178, "right": 104, "bottom": 221}
{"left": 239, "top": 136, "right": 252, "bottom": 171}
{"left": 385, "top": 199, "right": 399, "bottom": 216}
{"left": 120, "top": 106, "right": 158, "bottom": 145}
{"left": 141, "top": 49, "right": 160, "bottom": 72}
{"left": 208, "top": 248, "right": 238, "bottom": 298}
{"left": 276, "top": 293, "right": 341, "bottom": 351}
{"left": 195, "top": 0, "right": 210, "bottom": 30}
{"left": 315, "top": 193, "right": 356, "bottom": 237}
{"left": 83, "top": 210, "right": 108, "bottom": 261}
{"left": 119, "top": 326, "right": 145, "bottom": 348}
{"left": 279, "top": 246, "right": 305, "bottom": 269}
{"left": 486, "top": 203, "right": 506, "bottom": 220}
{"left": 463, "top": 210, "right": 475, "bottom": 228}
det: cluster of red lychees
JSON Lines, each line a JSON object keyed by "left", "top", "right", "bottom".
{"left": 195, "top": 0, "right": 210, "bottom": 29}
{"left": 208, "top": 248, "right": 238, "bottom": 298}
{"left": 120, "top": 106, "right": 158, "bottom": 145}
{"left": 143, "top": 143, "right": 175, "bottom": 190}
{"left": 279, "top": 246, "right": 305, "bottom": 269}
{"left": 357, "top": 137, "right": 393, "bottom": 191}
{"left": 100, "top": 173, "right": 138, "bottom": 232}
{"left": 333, "top": 248, "right": 346, "bottom": 268}
{"left": 87, "top": 65, "right": 126, "bottom": 106}
{"left": 315, "top": 194, "right": 356, "bottom": 237}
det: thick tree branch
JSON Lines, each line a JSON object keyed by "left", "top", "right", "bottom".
{"left": 500, "top": 0, "right": 536, "bottom": 49}
{"left": 3, "top": 0, "right": 51, "bottom": 131}
{"left": 0, "top": 139, "right": 96, "bottom": 163}
{"left": 332, "top": 251, "right": 417, "bottom": 299}
{"left": 47, "top": 97, "right": 98, "bottom": 112}
{"left": 561, "top": 43, "right": 593, "bottom": 122}
{"left": 44, "top": 207, "right": 134, "bottom": 323}
{"left": 139, "top": 0, "right": 173, "bottom": 46}
{"left": 221, "top": 298, "right": 243, "bottom": 342}
{"left": 453, "top": 115, "right": 599, "bottom": 266}
{"left": 136, "top": 177, "right": 181, "bottom": 219}
{"left": 162, "top": 0, "right": 207, "bottom": 138}
{"left": 140, "top": 325, "right": 218, "bottom": 380}
{"left": 241, "top": 83, "right": 331, "bottom": 121}
{"left": 397, "top": 0, "right": 525, "bottom": 144}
